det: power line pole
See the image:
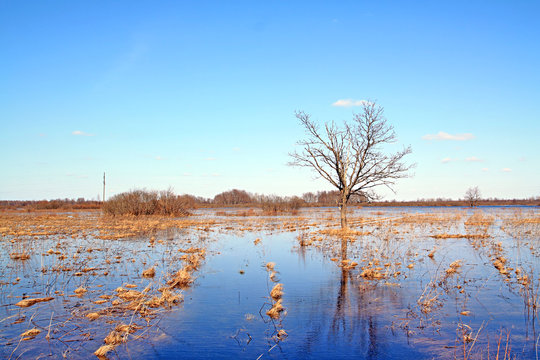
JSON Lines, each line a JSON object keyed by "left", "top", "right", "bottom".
{"left": 103, "top": 172, "right": 106, "bottom": 203}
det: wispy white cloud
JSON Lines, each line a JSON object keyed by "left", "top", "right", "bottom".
{"left": 481, "top": 168, "right": 489, "bottom": 172}
{"left": 72, "top": 130, "right": 94, "bottom": 136}
{"left": 332, "top": 99, "right": 373, "bottom": 107}
{"left": 441, "top": 157, "right": 454, "bottom": 164}
{"left": 465, "top": 156, "right": 483, "bottom": 162}
{"left": 422, "top": 131, "right": 474, "bottom": 141}
{"left": 205, "top": 157, "right": 216, "bottom": 161}
{"left": 155, "top": 156, "right": 163, "bottom": 160}
{"left": 501, "top": 168, "right": 512, "bottom": 172}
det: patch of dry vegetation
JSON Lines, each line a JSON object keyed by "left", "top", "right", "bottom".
{"left": 0, "top": 209, "right": 211, "bottom": 359}
{"left": 430, "top": 233, "right": 490, "bottom": 239}
{"left": 102, "top": 189, "right": 192, "bottom": 216}
{"left": 265, "top": 262, "right": 286, "bottom": 320}
{"left": 15, "top": 297, "right": 54, "bottom": 308}
{"left": 1, "top": 207, "right": 538, "bottom": 358}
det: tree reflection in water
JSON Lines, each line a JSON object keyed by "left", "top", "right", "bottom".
{"left": 297, "top": 237, "right": 408, "bottom": 359}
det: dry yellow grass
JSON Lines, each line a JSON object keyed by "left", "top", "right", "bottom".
{"left": 445, "top": 260, "right": 462, "bottom": 274}
{"left": 0, "top": 210, "right": 212, "bottom": 358}
{"left": 2, "top": 207, "right": 536, "bottom": 358}
{"left": 266, "top": 299, "right": 284, "bottom": 319}
{"left": 270, "top": 284, "right": 284, "bottom": 301}
{"left": 15, "top": 297, "right": 54, "bottom": 308}
{"left": 360, "top": 268, "right": 385, "bottom": 280}
{"left": 167, "top": 268, "right": 192, "bottom": 288}
{"left": 142, "top": 266, "right": 155, "bottom": 278}
{"left": 74, "top": 287, "right": 87, "bottom": 295}
{"left": 86, "top": 312, "right": 100, "bottom": 320}
{"left": 118, "top": 290, "right": 143, "bottom": 301}
{"left": 430, "top": 233, "right": 490, "bottom": 239}
{"left": 94, "top": 344, "right": 116, "bottom": 358}
{"left": 340, "top": 259, "right": 358, "bottom": 270}
{"left": 20, "top": 328, "right": 41, "bottom": 339}
{"left": 10, "top": 252, "right": 30, "bottom": 260}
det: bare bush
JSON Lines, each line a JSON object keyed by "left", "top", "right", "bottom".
{"left": 260, "top": 195, "right": 304, "bottom": 214}
{"left": 102, "top": 189, "right": 191, "bottom": 216}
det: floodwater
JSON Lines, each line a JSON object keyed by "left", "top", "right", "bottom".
{"left": 0, "top": 206, "right": 538, "bottom": 359}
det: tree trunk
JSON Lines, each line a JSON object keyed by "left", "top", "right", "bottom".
{"left": 339, "top": 202, "right": 348, "bottom": 229}
{"left": 340, "top": 205, "right": 347, "bottom": 229}
{"left": 340, "top": 237, "right": 348, "bottom": 260}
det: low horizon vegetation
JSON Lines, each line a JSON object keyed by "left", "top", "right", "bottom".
{"left": 1, "top": 188, "right": 539, "bottom": 213}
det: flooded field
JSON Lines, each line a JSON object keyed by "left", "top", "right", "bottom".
{"left": 0, "top": 206, "right": 538, "bottom": 359}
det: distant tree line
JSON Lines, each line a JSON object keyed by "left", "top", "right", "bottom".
{"left": 210, "top": 189, "right": 356, "bottom": 208}
{"left": 1, "top": 190, "right": 538, "bottom": 212}
{"left": 371, "top": 197, "right": 540, "bottom": 207}
{"left": 0, "top": 198, "right": 102, "bottom": 211}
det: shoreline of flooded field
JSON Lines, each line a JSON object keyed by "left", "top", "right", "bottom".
{"left": 0, "top": 206, "right": 538, "bottom": 359}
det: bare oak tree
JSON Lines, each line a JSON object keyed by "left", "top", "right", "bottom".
{"left": 465, "top": 186, "right": 481, "bottom": 207}
{"left": 289, "top": 102, "right": 413, "bottom": 229}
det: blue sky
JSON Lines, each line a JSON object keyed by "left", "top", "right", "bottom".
{"left": 1, "top": 1, "right": 539, "bottom": 201}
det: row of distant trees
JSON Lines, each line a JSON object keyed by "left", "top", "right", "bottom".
{"left": 209, "top": 188, "right": 539, "bottom": 208}
{"left": 211, "top": 189, "right": 357, "bottom": 207}
{"left": 2, "top": 188, "right": 537, "bottom": 212}
{"left": 0, "top": 198, "right": 102, "bottom": 211}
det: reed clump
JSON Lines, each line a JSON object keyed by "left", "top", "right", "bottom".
{"left": 94, "top": 344, "right": 116, "bottom": 358}
{"left": 15, "top": 297, "right": 54, "bottom": 308}
{"left": 142, "top": 266, "right": 155, "bottom": 278}
{"left": 265, "top": 262, "right": 286, "bottom": 320}
{"left": 445, "top": 260, "right": 462, "bottom": 275}
{"left": 465, "top": 213, "right": 494, "bottom": 226}
{"left": 74, "top": 287, "right": 87, "bottom": 295}
{"left": 10, "top": 252, "right": 30, "bottom": 260}
{"left": 266, "top": 299, "right": 284, "bottom": 319}
{"left": 360, "top": 267, "right": 385, "bottom": 280}
{"left": 493, "top": 256, "right": 510, "bottom": 276}
{"left": 270, "top": 283, "right": 284, "bottom": 301}
{"left": 167, "top": 268, "right": 192, "bottom": 288}
{"left": 86, "top": 312, "right": 100, "bottom": 320}
{"left": 20, "top": 328, "right": 41, "bottom": 340}
{"left": 95, "top": 323, "right": 142, "bottom": 358}
{"left": 340, "top": 259, "right": 358, "bottom": 270}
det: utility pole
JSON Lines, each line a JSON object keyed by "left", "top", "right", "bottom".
{"left": 103, "top": 172, "right": 106, "bottom": 203}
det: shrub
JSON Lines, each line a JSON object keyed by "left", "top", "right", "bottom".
{"left": 260, "top": 196, "right": 304, "bottom": 215}
{"left": 102, "top": 189, "right": 191, "bottom": 216}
